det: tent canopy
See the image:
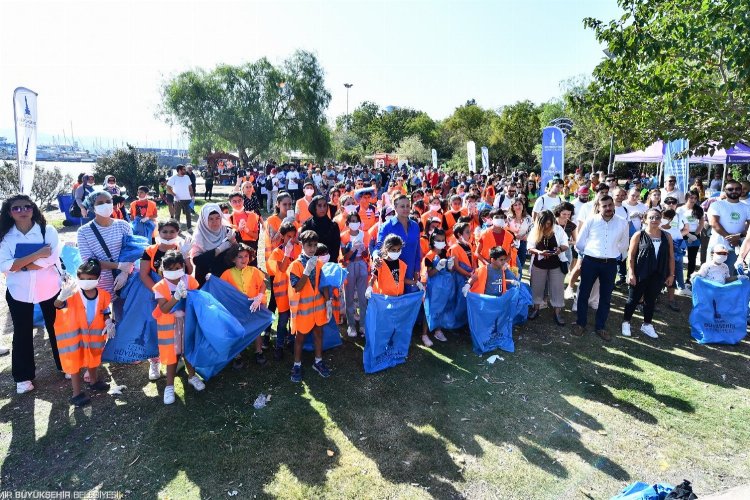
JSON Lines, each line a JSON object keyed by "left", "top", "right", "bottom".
{"left": 614, "top": 141, "right": 665, "bottom": 163}
{"left": 615, "top": 140, "right": 750, "bottom": 165}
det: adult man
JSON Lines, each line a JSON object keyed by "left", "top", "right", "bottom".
{"left": 709, "top": 170, "right": 723, "bottom": 192}
{"left": 493, "top": 184, "right": 517, "bottom": 211}
{"left": 707, "top": 180, "right": 750, "bottom": 274}
{"left": 576, "top": 184, "right": 609, "bottom": 225}
{"left": 572, "top": 187, "right": 590, "bottom": 221}
{"left": 573, "top": 195, "right": 630, "bottom": 341}
{"left": 660, "top": 176, "right": 685, "bottom": 205}
{"left": 532, "top": 178, "right": 564, "bottom": 220}
{"left": 286, "top": 165, "right": 300, "bottom": 201}
{"left": 167, "top": 165, "right": 195, "bottom": 230}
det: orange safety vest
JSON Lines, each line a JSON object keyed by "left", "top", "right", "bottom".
{"left": 54, "top": 289, "right": 111, "bottom": 374}
{"left": 368, "top": 222, "right": 380, "bottom": 244}
{"left": 220, "top": 266, "right": 266, "bottom": 301}
{"left": 359, "top": 204, "right": 379, "bottom": 232}
{"left": 444, "top": 209, "right": 467, "bottom": 238}
{"left": 420, "top": 210, "right": 444, "bottom": 230}
{"left": 152, "top": 276, "right": 199, "bottom": 365}
{"left": 421, "top": 249, "right": 441, "bottom": 283}
{"left": 476, "top": 228, "right": 518, "bottom": 270}
{"left": 230, "top": 210, "right": 261, "bottom": 243}
{"left": 373, "top": 259, "right": 407, "bottom": 296}
{"left": 469, "top": 265, "right": 507, "bottom": 295}
{"left": 287, "top": 258, "right": 327, "bottom": 335}
{"left": 130, "top": 199, "right": 158, "bottom": 220}
{"left": 264, "top": 214, "right": 299, "bottom": 266}
{"left": 266, "top": 244, "right": 300, "bottom": 313}
{"left": 419, "top": 235, "right": 430, "bottom": 258}
{"left": 340, "top": 229, "right": 370, "bottom": 266}
{"left": 449, "top": 242, "right": 475, "bottom": 275}
{"left": 295, "top": 197, "right": 313, "bottom": 225}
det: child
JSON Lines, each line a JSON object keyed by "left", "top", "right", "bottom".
{"left": 287, "top": 230, "right": 332, "bottom": 382}
{"left": 449, "top": 222, "right": 477, "bottom": 280}
{"left": 111, "top": 195, "right": 129, "bottom": 221}
{"left": 340, "top": 212, "right": 370, "bottom": 337}
{"left": 158, "top": 177, "right": 175, "bottom": 218}
{"left": 692, "top": 244, "right": 742, "bottom": 284}
{"left": 465, "top": 247, "right": 519, "bottom": 296}
{"left": 266, "top": 222, "right": 301, "bottom": 360}
{"left": 53, "top": 259, "right": 113, "bottom": 407}
{"left": 421, "top": 229, "right": 452, "bottom": 346}
{"left": 220, "top": 244, "right": 267, "bottom": 366}
{"left": 152, "top": 250, "right": 205, "bottom": 405}
{"left": 296, "top": 181, "right": 316, "bottom": 225}
{"left": 367, "top": 234, "right": 419, "bottom": 297}
{"left": 228, "top": 193, "right": 261, "bottom": 264}
{"left": 130, "top": 185, "right": 158, "bottom": 221}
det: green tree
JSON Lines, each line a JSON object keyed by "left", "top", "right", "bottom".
{"left": 161, "top": 50, "right": 331, "bottom": 167}
{"left": 395, "top": 135, "right": 431, "bottom": 164}
{"left": 94, "top": 145, "right": 160, "bottom": 198}
{"left": 0, "top": 162, "right": 72, "bottom": 209}
{"left": 580, "top": 0, "right": 750, "bottom": 154}
{"left": 490, "top": 100, "right": 540, "bottom": 169}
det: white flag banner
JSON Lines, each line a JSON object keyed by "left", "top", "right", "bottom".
{"left": 466, "top": 141, "right": 476, "bottom": 173}
{"left": 431, "top": 148, "right": 438, "bottom": 170}
{"left": 13, "top": 87, "right": 38, "bottom": 194}
{"left": 481, "top": 146, "right": 489, "bottom": 173}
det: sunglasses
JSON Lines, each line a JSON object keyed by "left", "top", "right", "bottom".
{"left": 10, "top": 204, "right": 33, "bottom": 213}
{"left": 726, "top": 188, "right": 740, "bottom": 192}
{"left": 665, "top": 201, "right": 677, "bottom": 204}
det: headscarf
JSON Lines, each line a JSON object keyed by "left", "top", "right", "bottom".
{"left": 193, "top": 203, "right": 229, "bottom": 251}
{"left": 83, "top": 189, "right": 111, "bottom": 211}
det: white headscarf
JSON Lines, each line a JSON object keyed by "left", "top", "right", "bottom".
{"left": 193, "top": 203, "right": 229, "bottom": 252}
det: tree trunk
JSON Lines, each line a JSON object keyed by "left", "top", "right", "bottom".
{"left": 238, "top": 148, "right": 250, "bottom": 169}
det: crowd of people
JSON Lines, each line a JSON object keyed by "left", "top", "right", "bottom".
{"left": 3, "top": 160, "right": 750, "bottom": 407}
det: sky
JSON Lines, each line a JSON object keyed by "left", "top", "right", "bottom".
{"left": 0, "top": 0, "right": 622, "bottom": 150}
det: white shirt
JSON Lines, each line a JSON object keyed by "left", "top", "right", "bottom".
{"left": 572, "top": 198, "right": 588, "bottom": 221}
{"left": 532, "top": 194, "right": 563, "bottom": 215}
{"left": 286, "top": 171, "right": 300, "bottom": 190}
{"left": 661, "top": 213, "right": 687, "bottom": 241}
{"left": 575, "top": 201, "right": 596, "bottom": 224}
{"left": 0, "top": 223, "right": 61, "bottom": 303}
{"left": 575, "top": 214, "right": 629, "bottom": 259}
{"left": 676, "top": 205, "right": 700, "bottom": 232}
{"left": 620, "top": 202, "right": 648, "bottom": 231}
{"left": 660, "top": 188, "right": 685, "bottom": 205}
{"left": 312, "top": 173, "right": 323, "bottom": 187}
{"left": 167, "top": 174, "right": 193, "bottom": 201}
{"left": 528, "top": 224, "right": 569, "bottom": 264}
{"left": 492, "top": 192, "right": 514, "bottom": 211}
{"left": 707, "top": 200, "right": 750, "bottom": 249}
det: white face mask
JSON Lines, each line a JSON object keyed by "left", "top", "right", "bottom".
{"left": 94, "top": 203, "right": 113, "bottom": 217}
{"left": 319, "top": 254, "right": 330, "bottom": 264}
{"left": 344, "top": 204, "right": 358, "bottom": 214}
{"left": 434, "top": 241, "right": 446, "bottom": 250}
{"left": 430, "top": 204, "right": 441, "bottom": 212}
{"left": 493, "top": 218, "right": 506, "bottom": 228}
{"left": 304, "top": 188, "right": 315, "bottom": 197}
{"left": 348, "top": 222, "right": 361, "bottom": 231}
{"left": 78, "top": 279, "right": 99, "bottom": 290}
{"left": 303, "top": 250, "right": 316, "bottom": 259}
{"left": 387, "top": 251, "right": 402, "bottom": 260}
{"left": 158, "top": 236, "right": 179, "bottom": 246}
{"left": 163, "top": 269, "right": 185, "bottom": 280}
{"left": 713, "top": 254, "right": 728, "bottom": 264}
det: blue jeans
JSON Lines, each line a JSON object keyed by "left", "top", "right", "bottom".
{"left": 517, "top": 240, "right": 528, "bottom": 280}
{"left": 576, "top": 257, "right": 618, "bottom": 330}
{"left": 674, "top": 257, "right": 685, "bottom": 289}
{"left": 275, "top": 311, "right": 291, "bottom": 349}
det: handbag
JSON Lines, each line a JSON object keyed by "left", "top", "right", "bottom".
{"left": 559, "top": 260, "right": 569, "bottom": 274}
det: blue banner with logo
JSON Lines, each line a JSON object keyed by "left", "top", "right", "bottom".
{"left": 689, "top": 276, "right": 750, "bottom": 344}
{"left": 541, "top": 126, "right": 564, "bottom": 193}
{"left": 363, "top": 291, "right": 422, "bottom": 374}
{"left": 664, "top": 139, "right": 689, "bottom": 195}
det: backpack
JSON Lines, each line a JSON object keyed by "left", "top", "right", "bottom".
{"left": 265, "top": 176, "right": 273, "bottom": 191}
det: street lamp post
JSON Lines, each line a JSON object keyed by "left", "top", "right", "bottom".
{"left": 344, "top": 83, "right": 353, "bottom": 127}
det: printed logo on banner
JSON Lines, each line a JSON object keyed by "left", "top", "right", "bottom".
{"left": 541, "top": 126, "right": 564, "bottom": 192}
{"left": 24, "top": 97, "right": 31, "bottom": 116}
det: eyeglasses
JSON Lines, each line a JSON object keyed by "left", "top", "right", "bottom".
{"left": 10, "top": 204, "right": 33, "bottom": 213}
{"left": 665, "top": 201, "right": 677, "bottom": 205}
{"left": 667, "top": 180, "right": 675, "bottom": 184}
{"left": 726, "top": 188, "right": 740, "bottom": 192}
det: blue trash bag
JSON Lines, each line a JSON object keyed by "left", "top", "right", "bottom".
{"left": 102, "top": 272, "right": 160, "bottom": 363}
{"left": 60, "top": 245, "right": 82, "bottom": 277}
{"left": 442, "top": 272, "right": 469, "bottom": 329}
{"left": 303, "top": 316, "right": 343, "bottom": 351}
{"left": 319, "top": 262, "right": 348, "bottom": 288}
{"left": 131, "top": 217, "right": 156, "bottom": 240}
{"left": 424, "top": 269, "right": 455, "bottom": 332}
{"left": 611, "top": 481, "right": 673, "bottom": 500}
{"left": 183, "top": 289, "right": 259, "bottom": 380}
{"left": 200, "top": 276, "right": 272, "bottom": 347}
{"left": 689, "top": 276, "right": 750, "bottom": 344}
{"left": 467, "top": 290, "right": 516, "bottom": 354}
{"left": 33, "top": 304, "right": 45, "bottom": 328}
{"left": 511, "top": 282, "right": 533, "bottom": 325}
{"left": 118, "top": 234, "right": 150, "bottom": 262}
{"left": 363, "top": 291, "right": 423, "bottom": 374}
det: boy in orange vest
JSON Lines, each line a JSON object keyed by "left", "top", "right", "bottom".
{"left": 220, "top": 244, "right": 267, "bottom": 367}
{"left": 228, "top": 193, "right": 261, "bottom": 266}
{"left": 266, "top": 222, "right": 300, "bottom": 361}
{"left": 463, "top": 247, "right": 520, "bottom": 297}
{"left": 152, "top": 250, "right": 204, "bottom": 405}
{"left": 54, "top": 259, "right": 114, "bottom": 407}
{"left": 287, "top": 230, "right": 332, "bottom": 382}
{"left": 366, "top": 234, "right": 421, "bottom": 298}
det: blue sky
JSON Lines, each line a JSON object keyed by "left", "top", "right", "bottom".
{"left": 0, "top": 0, "right": 622, "bottom": 149}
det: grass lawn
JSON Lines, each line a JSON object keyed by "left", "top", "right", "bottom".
{"left": 1, "top": 279, "right": 749, "bottom": 499}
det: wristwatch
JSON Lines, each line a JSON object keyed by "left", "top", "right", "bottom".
{"left": 21, "top": 266, "right": 28, "bottom": 272}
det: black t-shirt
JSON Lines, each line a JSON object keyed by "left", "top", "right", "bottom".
{"left": 386, "top": 258, "right": 400, "bottom": 284}
{"left": 142, "top": 248, "right": 166, "bottom": 271}
{"left": 533, "top": 234, "right": 561, "bottom": 270}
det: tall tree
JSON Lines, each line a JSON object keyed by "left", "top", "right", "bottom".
{"left": 490, "top": 100, "right": 540, "bottom": 168}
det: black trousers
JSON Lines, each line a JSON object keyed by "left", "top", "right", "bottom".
{"left": 622, "top": 274, "right": 664, "bottom": 324}
{"left": 686, "top": 246, "right": 700, "bottom": 280}
{"left": 6, "top": 290, "right": 62, "bottom": 383}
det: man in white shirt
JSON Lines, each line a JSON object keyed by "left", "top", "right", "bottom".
{"left": 167, "top": 165, "right": 195, "bottom": 230}
{"left": 660, "top": 175, "right": 685, "bottom": 205}
{"left": 493, "top": 184, "right": 518, "bottom": 211}
{"left": 576, "top": 184, "right": 609, "bottom": 225}
{"left": 620, "top": 188, "right": 648, "bottom": 231}
{"left": 572, "top": 195, "right": 629, "bottom": 341}
{"left": 707, "top": 179, "right": 750, "bottom": 274}
{"left": 286, "top": 166, "right": 300, "bottom": 201}
{"left": 572, "top": 186, "right": 590, "bottom": 222}
{"left": 532, "top": 178, "right": 564, "bottom": 220}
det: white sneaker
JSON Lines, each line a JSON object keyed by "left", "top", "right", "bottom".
{"left": 65, "top": 373, "right": 72, "bottom": 380}
{"left": 0, "top": 347, "right": 9, "bottom": 356}
{"left": 148, "top": 361, "right": 161, "bottom": 381}
{"left": 188, "top": 375, "right": 205, "bottom": 391}
{"left": 564, "top": 286, "right": 575, "bottom": 300}
{"left": 347, "top": 326, "right": 357, "bottom": 338}
{"left": 16, "top": 381, "right": 34, "bottom": 394}
{"left": 571, "top": 299, "right": 578, "bottom": 312}
{"left": 434, "top": 330, "right": 447, "bottom": 342}
{"left": 676, "top": 288, "right": 692, "bottom": 297}
{"left": 163, "top": 385, "right": 175, "bottom": 405}
{"left": 621, "top": 322, "right": 632, "bottom": 337}
{"left": 421, "top": 334, "right": 433, "bottom": 347}
{"left": 640, "top": 323, "right": 659, "bottom": 339}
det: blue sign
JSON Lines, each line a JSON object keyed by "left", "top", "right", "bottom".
{"left": 541, "top": 126, "right": 564, "bottom": 193}
{"left": 664, "top": 139, "right": 689, "bottom": 195}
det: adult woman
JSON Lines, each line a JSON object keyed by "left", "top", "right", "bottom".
{"left": 0, "top": 195, "right": 63, "bottom": 394}
{"left": 301, "top": 195, "right": 341, "bottom": 263}
{"left": 690, "top": 177, "right": 706, "bottom": 201}
{"left": 524, "top": 180, "right": 538, "bottom": 214}
{"left": 646, "top": 189, "right": 662, "bottom": 210}
{"left": 621, "top": 208, "right": 675, "bottom": 338}
{"left": 374, "top": 194, "right": 422, "bottom": 293}
{"left": 334, "top": 194, "right": 358, "bottom": 233}
{"left": 265, "top": 192, "right": 296, "bottom": 262}
{"left": 328, "top": 188, "right": 341, "bottom": 219}
{"left": 506, "top": 196, "right": 532, "bottom": 278}
{"left": 238, "top": 180, "right": 262, "bottom": 216}
{"left": 191, "top": 203, "right": 237, "bottom": 285}
{"left": 677, "top": 190, "right": 705, "bottom": 287}
{"left": 554, "top": 202, "right": 577, "bottom": 267}
{"left": 72, "top": 174, "right": 95, "bottom": 218}
{"left": 527, "top": 210, "right": 568, "bottom": 325}
{"left": 103, "top": 175, "right": 121, "bottom": 196}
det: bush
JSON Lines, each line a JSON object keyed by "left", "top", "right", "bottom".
{"left": 94, "top": 145, "right": 160, "bottom": 199}
{"left": 0, "top": 161, "right": 73, "bottom": 209}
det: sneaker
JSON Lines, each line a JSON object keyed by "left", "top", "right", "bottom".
{"left": 571, "top": 299, "right": 578, "bottom": 312}
{"left": 188, "top": 375, "right": 205, "bottom": 391}
{"left": 640, "top": 323, "right": 659, "bottom": 339}
{"left": 16, "top": 381, "right": 34, "bottom": 394}
{"left": 69, "top": 392, "right": 91, "bottom": 408}
{"left": 312, "top": 360, "right": 331, "bottom": 378}
{"left": 685, "top": 282, "right": 692, "bottom": 290}
{"left": 232, "top": 356, "right": 246, "bottom": 370}
{"left": 564, "top": 286, "right": 575, "bottom": 300}
{"left": 0, "top": 347, "right": 9, "bottom": 356}
{"left": 262, "top": 335, "right": 271, "bottom": 350}
{"left": 571, "top": 324, "right": 584, "bottom": 337}
{"left": 676, "top": 287, "right": 692, "bottom": 297}
{"left": 88, "top": 380, "right": 110, "bottom": 392}
{"left": 596, "top": 329, "right": 612, "bottom": 342}
{"left": 163, "top": 385, "right": 175, "bottom": 405}
{"left": 148, "top": 361, "right": 161, "bottom": 380}
{"left": 273, "top": 347, "right": 284, "bottom": 361}
{"left": 255, "top": 352, "right": 267, "bottom": 365}
{"left": 290, "top": 364, "right": 303, "bottom": 383}
{"left": 621, "top": 322, "right": 632, "bottom": 337}
{"left": 421, "top": 334, "right": 434, "bottom": 347}
{"left": 434, "top": 330, "right": 447, "bottom": 342}
{"left": 65, "top": 373, "right": 72, "bottom": 380}
{"left": 668, "top": 301, "right": 681, "bottom": 312}
{"left": 347, "top": 326, "right": 357, "bottom": 338}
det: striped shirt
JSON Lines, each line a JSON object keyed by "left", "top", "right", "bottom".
{"left": 77, "top": 219, "right": 133, "bottom": 293}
